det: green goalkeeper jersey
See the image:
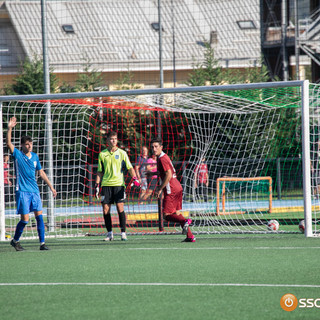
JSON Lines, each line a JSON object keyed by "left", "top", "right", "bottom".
{"left": 98, "top": 148, "right": 133, "bottom": 187}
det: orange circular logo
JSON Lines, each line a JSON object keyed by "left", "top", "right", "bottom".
{"left": 280, "top": 294, "right": 298, "bottom": 311}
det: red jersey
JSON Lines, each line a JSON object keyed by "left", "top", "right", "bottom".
{"left": 157, "top": 152, "right": 182, "bottom": 195}
{"left": 4, "top": 162, "right": 9, "bottom": 185}
{"left": 196, "top": 163, "right": 208, "bottom": 184}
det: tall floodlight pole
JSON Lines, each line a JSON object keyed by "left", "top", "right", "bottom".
{"left": 156, "top": 0, "right": 163, "bottom": 139}
{"left": 158, "top": 0, "right": 164, "bottom": 91}
{"left": 41, "top": 0, "right": 55, "bottom": 232}
{"left": 157, "top": 0, "right": 164, "bottom": 231}
{"left": 281, "top": 0, "right": 289, "bottom": 81}
{"left": 171, "top": 0, "right": 176, "bottom": 87}
{"left": 294, "top": 0, "right": 300, "bottom": 80}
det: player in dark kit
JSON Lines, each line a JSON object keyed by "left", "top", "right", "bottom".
{"left": 150, "top": 138, "right": 195, "bottom": 242}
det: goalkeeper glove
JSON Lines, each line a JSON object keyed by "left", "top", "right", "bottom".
{"left": 131, "top": 177, "right": 140, "bottom": 187}
{"left": 95, "top": 183, "right": 100, "bottom": 198}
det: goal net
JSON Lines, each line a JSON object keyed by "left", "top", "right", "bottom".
{"left": 216, "top": 177, "right": 272, "bottom": 215}
{"left": 0, "top": 81, "right": 316, "bottom": 239}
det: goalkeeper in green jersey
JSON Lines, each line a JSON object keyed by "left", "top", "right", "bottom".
{"left": 95, "top": 131, "right": 138, "bottom": 241}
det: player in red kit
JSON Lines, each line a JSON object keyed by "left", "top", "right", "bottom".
{"left": 195, "top": 158, "right": 209, "bottom": 202}
{"left": 149, "top": 138, "right": 195, "bottom": 242}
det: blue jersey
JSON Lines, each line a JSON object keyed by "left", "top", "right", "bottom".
{"left": 12, "top": 148, "right": 42, "bottom": 193}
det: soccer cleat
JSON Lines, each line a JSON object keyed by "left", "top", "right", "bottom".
{"left": 182, "top": 237, "right": 196, "bottom": 243}
{"left": 10, "top": 239, "right": 25, "bottom": 251}
{"left": 182, "top": 219, "right": 192, "bottom": 235}
{"left": 121, "top": 234, "right": 128, "bottom": 241}
{"left": 103, "top": 235, "right": 114, "bottom": 241}
{"left": 40, "top": 244, "right": 50, "bottom": 250}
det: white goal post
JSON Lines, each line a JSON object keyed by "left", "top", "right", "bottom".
{"left": 0, "top": 80, "right": 316, "bottom": 239}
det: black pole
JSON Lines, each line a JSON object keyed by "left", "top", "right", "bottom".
{"left": 158, "top": 195, "right": 164, "bottom": 231}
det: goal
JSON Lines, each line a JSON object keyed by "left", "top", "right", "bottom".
{"left": 216, "top": 177, "right": 272, "bottom": 215}
{"left": 0, "top": 80, "right": 316, "bottom": 240}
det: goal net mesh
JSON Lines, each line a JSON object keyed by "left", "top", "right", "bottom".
{"left": 2, "top": 84, "right": 317, "bottom": 238}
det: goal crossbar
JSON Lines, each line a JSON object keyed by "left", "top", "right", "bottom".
{"left": 0, "top": 81, "right": 306, "bottom": 102}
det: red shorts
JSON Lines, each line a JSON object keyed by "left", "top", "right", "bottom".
{"left": 162, "top": 189, "right": 183, "bottom": 214}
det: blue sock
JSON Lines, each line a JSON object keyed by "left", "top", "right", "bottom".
{"left": 14, "top": 220, "right": 28, "bottom": 241}
{"left": 36, "top": 215, "right": 45, "bottom": 243}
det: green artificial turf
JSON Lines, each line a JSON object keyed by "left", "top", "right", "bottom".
{"left": 0, "top": 234, "right": 319, "bottom": 320}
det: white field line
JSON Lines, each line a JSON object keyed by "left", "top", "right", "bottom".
{"left": 116, "top": 246, "right": 320, "bottom": 250}
{"left": 4, "top": 246, "right": 320, "bottom": 252}
{"left": 19, "top": 246, "right": 320, "bottom": 251}
{"left": 0, "top": 282, "right": 319, "bottom": 288}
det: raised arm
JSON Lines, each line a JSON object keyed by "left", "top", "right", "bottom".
{"left": 6, "top": 117, "right": 17, "bottom": 154}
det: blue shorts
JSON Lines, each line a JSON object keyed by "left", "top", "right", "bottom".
{"left": 16, "top": 191, "right": 43, "bottom": 215}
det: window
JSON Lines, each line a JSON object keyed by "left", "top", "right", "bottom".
{"left": 0, "top": 45, "right": 9, "bottom": 55}
{"left": 210, "top": 31, "right": 218, "bottom": 44}
{"left": 62, "top": 24, "right": 75, "bottom": 34}
{"left": 237, "top": 20, "right": 256, "bottom": 30}
{"left": 151, "top": 22, "right": 164, "bottom": 32}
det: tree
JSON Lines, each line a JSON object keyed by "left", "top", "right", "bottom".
{"left": 187, "top": 43, "right": 270, "bottom": 86}
{"left": 186, "top": 44, "right": 302, "bottom": 185}
{"left": 3, "top": 55, "right": 58, "bottom": 95}
{"left": 187, "top": 43, "right": 223, "bottom": 86}
{"left": 58, "top": 57, "right": 106, "bottom": 93}
{"left": 58, "top": 81, "right": 77, "bottom": 93}
{"left": 113, "top": 70, "right": 141, "bottom": 90}
{"left": 74, "top": 57, "right": 104, "bottom": 92}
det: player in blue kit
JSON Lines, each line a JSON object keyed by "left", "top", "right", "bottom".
{"left": 6, "top": 117, "right": 57, "bottom": 251}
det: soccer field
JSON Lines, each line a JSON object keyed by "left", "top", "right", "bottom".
{"left": 0, "top": 234, "right": 319, "bottom": 320}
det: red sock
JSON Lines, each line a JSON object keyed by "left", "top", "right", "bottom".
{"left": 165, "top": 213, "right": 185, "bottom": 227}
{"left": 165, "top": 214, "right": 194, "bottom": 238}
{"left": 186, "top": 227, "right": 194, "bottom": 239}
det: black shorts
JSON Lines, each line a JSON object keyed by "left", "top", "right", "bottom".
{"left": 101, "top": 186, "right": 126, "bottom": 204}
{"left": 147, "top": 177, "right": 157, "bottom": 191}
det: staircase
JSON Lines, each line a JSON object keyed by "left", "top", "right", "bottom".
{"left": 299, "top": 7, "right": 320, "bottom": 66}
